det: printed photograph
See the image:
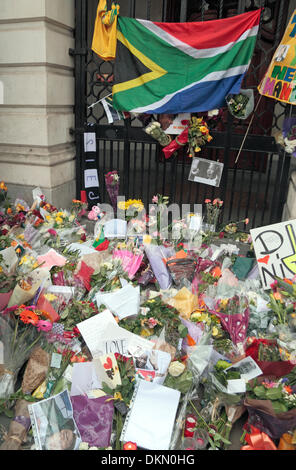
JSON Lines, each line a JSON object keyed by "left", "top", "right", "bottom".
{"left": 29, "top": 390, "right": 81, "bottom": 450}
{"left": 188, "top": 157, "right": 224, "bottom": 187}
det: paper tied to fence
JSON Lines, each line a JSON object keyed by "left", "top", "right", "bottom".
{"left": 250, "top": 219, "right": 296, "bottom": 289}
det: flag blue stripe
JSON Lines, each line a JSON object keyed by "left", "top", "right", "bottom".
{"left": 139, "top": 73, "right": 245, "bottom": 114}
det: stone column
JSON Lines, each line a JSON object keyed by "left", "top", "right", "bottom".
{"left": 0, "top": 0, "right": 76, "bottom": 208}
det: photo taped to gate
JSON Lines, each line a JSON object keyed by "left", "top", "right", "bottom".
{"left": 188, "top": 157, "right": 224, "bottom": 187}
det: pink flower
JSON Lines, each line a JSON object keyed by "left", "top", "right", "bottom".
{"left": 36, "top": 320, "right": 53, "bottom": 332}
{"left": 148, "top": 317, "right": 158, "bottom": 328}
{"left": 48, "top": 229, "right": 57, "bottom": 237}
{"left": 204, "top": 199, "right": 211, "bottom": 204}
{"left": 152, "top": 195, "right": 159, "bottom": 204}
{"left": 245, "top": 218, "right": 249, "bottom": 225}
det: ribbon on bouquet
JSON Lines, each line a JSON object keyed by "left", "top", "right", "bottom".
{"left": 241, "top": 425, "right": 277, "bottom": 450}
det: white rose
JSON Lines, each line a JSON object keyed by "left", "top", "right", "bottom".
{"left": 168, "top": 361, "right": 185, "bottom": 377}
{"left": 208, "top": 109, "right": 219, "bottom": 117}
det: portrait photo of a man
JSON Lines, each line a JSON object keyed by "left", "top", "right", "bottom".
{"left": 188, "top": 157, "right": 224, "bottom": 187}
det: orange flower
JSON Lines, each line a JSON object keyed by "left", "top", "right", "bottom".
{"left": 284, "top": 385, "right": 293, "bottom": 394}
{"left": 20, "top": 310, "right": 39, "bottom": 326}
{"left": 284, "top": 278, "right": 293, "bottom": 285}
{"left": 273, "top": 292, "right": 283, "bottom": 302}
{"left": 6, "top": 207, "right": 12, "bottom": 214}
{"left": 123, "top": 442, "right": 137, "bottom": 450}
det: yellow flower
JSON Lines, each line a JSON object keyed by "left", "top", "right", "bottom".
{"left": 114, "top": 392, "right": 123, "bottom": 401}
{"left": 0, "top": 266, "right": 3, "bottom": 273}
{"left": 46, "top": 215, "right": 52, "bottom": 221}
{"left": 117, "top": 201, "right": 126, "bottom": 210}
{"left": 55, "top": 216, "right": 63, "bottom": 224}
{"left": 207, "top": 135, "right": 213, "bottom": 142}
{"left": 17, "top": 234, "right": 25, "bottom": 240}
{"left": 44, "top": 293, "right": 57, "bottom": 302}
{"left": 194, "top": 146, "right": 201, "bottom": 152}
{"left": 212, "top": 326, "right": 219, "bottom": 337}
{"left": 219, "top": 299, "right": 229, "bottom": 310}
{"left": 19, "top": 255, "right": 28, "bottom": 266}
{"left": 200, "top": 126, "right": 209, "bottom": 134}
{"left": 191, "top": 312, "right": 201, "bottom": 321}
{"left": 56, "top": 211, "right": 65, "bottom": 218}
{"left": 140, "top": 327, "right": 153, "bottom": 337}
{"left": 143, "top": 234, "right": 152, "bottom": 244}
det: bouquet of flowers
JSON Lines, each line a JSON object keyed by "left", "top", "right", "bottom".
{"left": 144, "top": 121, "right": 172, "bottom": 146}
{"left": 0, "top": 306, "right": 46, "bottom": 399}
{"left": 226, "top": 89, "right": 254, "bottom": 120}
{"left": 0, "top": 181, "right": 8, "bottom": 203}
{"left": 117, "top": 199, "right": 144, "bottom": 222}
{"left": 210, "top": 295, "right": 250, "bottom": 347}
{"left": 71, "top": 199, "right": 88, "bottom": 217}
{"left": 203, "top": 198, "right": 223, "bottom": 231}
{"left": 282, "top": 117, "right": 296, "bottom": 156}
{"left": 105, "top": 171, "right": 120, "bottom": 215}
{"left": 187, "top": 116, "right": 213, "bottom": 157}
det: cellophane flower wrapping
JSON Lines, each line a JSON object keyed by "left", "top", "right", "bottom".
{"left": 144, "top": 244, "right": 175, "bottom": 290}
{"left": 283, "top": 117, "right": 296, "bottom": 157}
{"left": 209, "top": 294, "right": 250, "bottom": 346}
{"left": 105, "top": 171, "right": 120, "bottom": 215}
{"left": 0, "top": 312, "right": 43, "bottom": 399}
{"left": 112, "top": 249, "right": 144, "bottom": 279}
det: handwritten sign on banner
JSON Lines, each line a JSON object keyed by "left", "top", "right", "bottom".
{"left": 250, "top": 219, "right": 296, "bottom": 289}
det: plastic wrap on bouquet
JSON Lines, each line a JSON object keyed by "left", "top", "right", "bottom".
{"left": 8, "top": 267, "right": 51, "bottom": 308}
{"left": 71, "top": 395, "right": 114, "bottom": 448}
{"left": 144, "top": 244, "right": 175, "bottom": 290}
{"left": 209, "top": 307, "right": 250, "bottom": 346}
{"left": 105, "top": 171, "right": 120, "bottom": 215}
{"left": 0, "top": 290, "right": 13, "bottom": 311}
{"left": 282, "top": 117, "right": 296, "bottom": 157}
{"left": 0, "top": 312, "right": 43, "bottom": 399}
{"left": 112, "top": 249, "right": 143, "bottom": 280}
{"left": 162, "top": 128, "right": 189, "bottom": 159}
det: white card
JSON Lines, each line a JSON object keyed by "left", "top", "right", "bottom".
{"left": 70, "top": 361, "right": 102, "bottom": 396}
{"left": 94, "top": 323, "right": 154, "bottom": 358}
{"left": 84, "top": 132, "right": 96, "bottom": 152}
{"left": 84, "top": 169, "right": 99, "bottom": 188}
{"left": 227, "top": 379, "right": 246, "bottom": 394}
{"left": 95, "top": 284, "right": 140, "bottom": 320}
{"left": 76, "top": 310, "right": 118, "bottom": 358}
{"left": 121, "top": 380, "right": 180, "bottom": 450}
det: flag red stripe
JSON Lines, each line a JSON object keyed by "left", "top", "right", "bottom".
{"left": 153, "top": 9, "right": 261, "bottom": 50}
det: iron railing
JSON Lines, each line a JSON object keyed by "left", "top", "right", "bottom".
{"left": 72, "top": 0, "right": 293, "bottom": 228}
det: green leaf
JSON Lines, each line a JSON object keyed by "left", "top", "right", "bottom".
{"left": 4, "top": 408, "right": 14, "bottom": 418}
{"left": 272, "top": 401, "right": 288, "bottom": 414}
{"left": 253, "top": 385, "right": 267, "bottom": 399}
{"left": 265, "top": 387, "right": 283, "bottom": 401}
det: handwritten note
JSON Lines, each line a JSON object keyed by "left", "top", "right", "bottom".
{"left": 84, "top": 132, "right": 96, "bottom": 153}
{"left": 84, "top": 169, "right": 99, "bottom": 189}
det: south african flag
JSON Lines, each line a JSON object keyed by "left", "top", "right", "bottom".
{"left": 112, "top": 9, "right": 261, "bottom": 114}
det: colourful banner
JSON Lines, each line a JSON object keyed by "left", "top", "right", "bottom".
{"left": 258, "top": 9, "right": 296, "bottom": 104}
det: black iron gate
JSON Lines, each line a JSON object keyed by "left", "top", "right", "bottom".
{"left": 71, "top": 0, "right": 294, "bottom": 228}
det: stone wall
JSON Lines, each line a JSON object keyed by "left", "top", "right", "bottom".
{"left": 0, "top": 0, "right": 76, "bottom": 208}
